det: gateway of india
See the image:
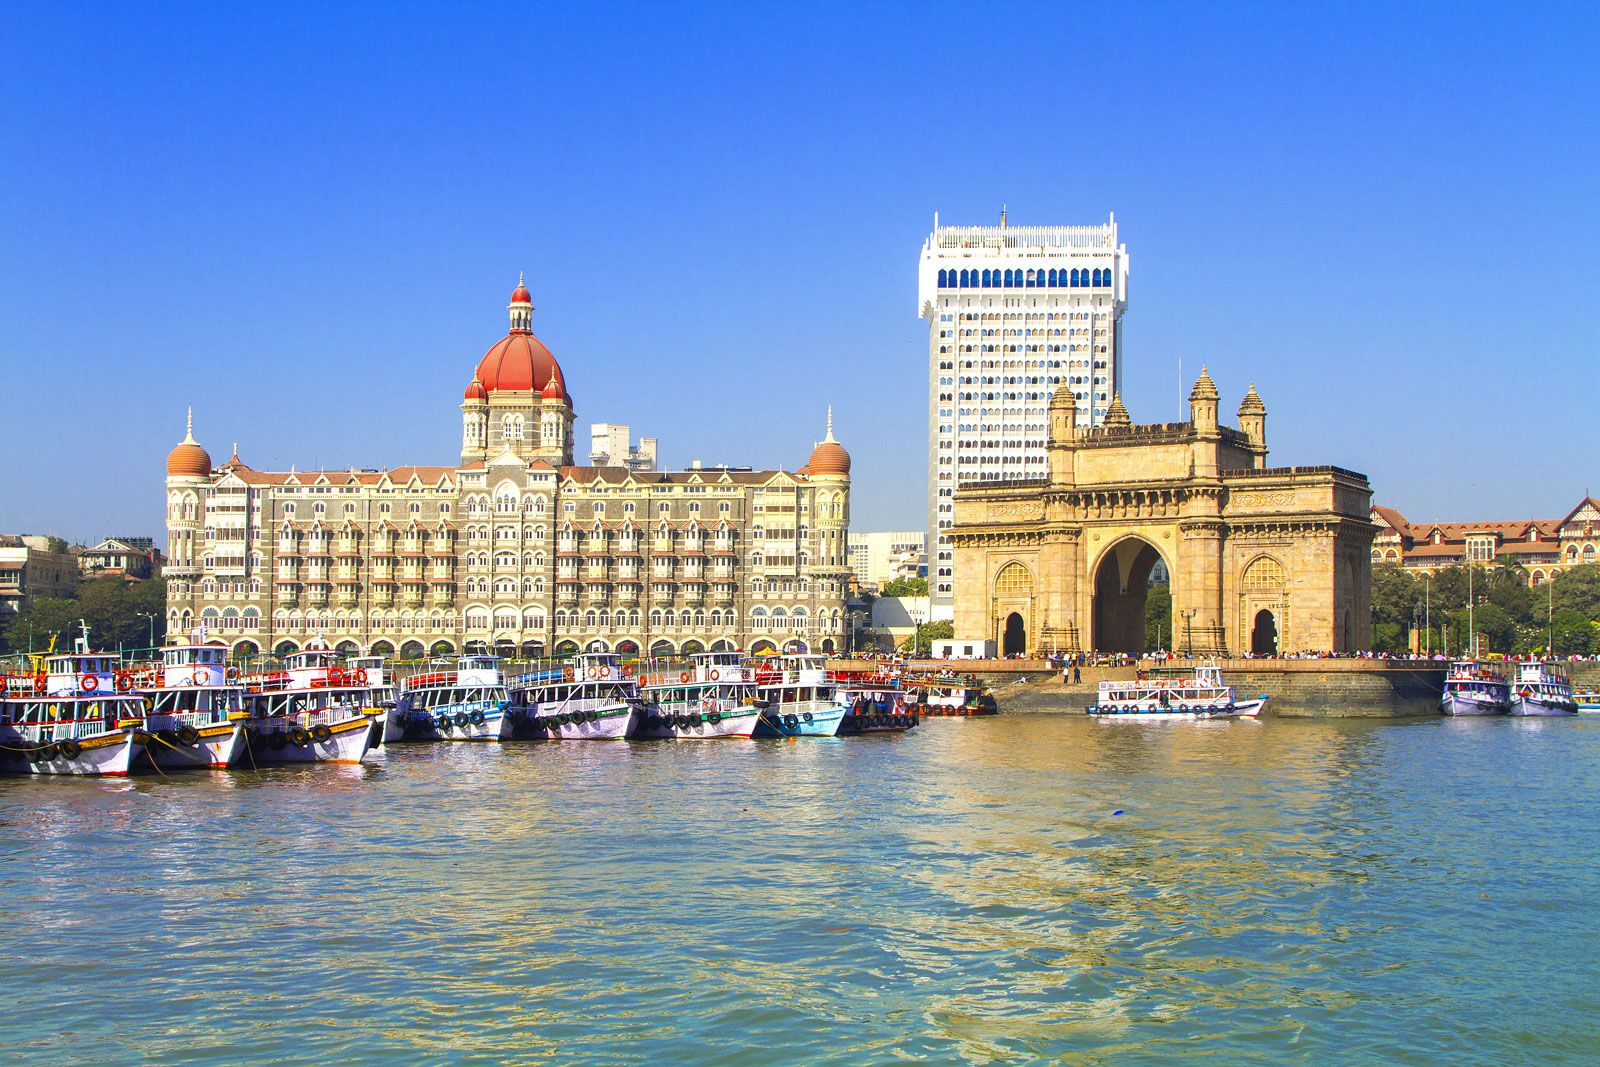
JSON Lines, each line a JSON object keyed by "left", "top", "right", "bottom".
{"left": 952, "top": 370, "right": 1374, "bottom": 656}
{"left": 164, "top": 279, "right": 852, "bottom": 660}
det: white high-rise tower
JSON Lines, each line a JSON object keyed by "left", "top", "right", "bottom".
{"left": 918, "top": 210, "right": 1129, "bottom": 611}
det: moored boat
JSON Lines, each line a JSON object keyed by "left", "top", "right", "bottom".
{"left": 508, "top": 652, "right": 639, "bottom": 739}
{"left": 1439, "top": 660, "right": 1510, "bottom": 717}
{"left": 347, "top": 655, "right": 397, "bottom": 747}
{"left": 832, "top": 682, "right": 920, "bottom": 735}
{"left": 1089, "top": 663, "right": 1266, "bottom": 720}
{"left": 1574, "top": 689, "right": 1600, "bottom": 713}
{"left": 395, "top": 654, "right": 510, "bottom": 741}
{"left": 752, "top": 654, "right": 847, "bottom": 737}
{"left": 0, "top": 631, "right": 145, "bottom": 776}
{"left": 902, "top": 674, "right": 997, "bottom": 717}
{"left": 1508, "top": 661, "right": 1577, "bottom": 717}
{"left": 635, "top": 652, "right": 762, "bottom": 739}
{"left": 240, "top": 646, "right": 380, "bottom": 763}
{"left": 138, "top": 641, "right": 247, "bottom": 769}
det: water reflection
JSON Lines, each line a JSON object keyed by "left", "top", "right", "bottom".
{"left": 2, "top": 716, "right": 1598, "bottom": 1063}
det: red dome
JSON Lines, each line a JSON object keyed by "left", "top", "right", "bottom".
{"left": 806, "top": 440, "right": 851, "bottom": 476}
{"left": 474, "top": 331, "right": 568, "bottom": 397}
{"left": 511, "top": 282, "right": 532, "bottom": 305}
{"left": 166, "top": 411, "right": 211, "bottom": 478}
{"left": 464, "top": 379, "right": 487, "bottom": 401}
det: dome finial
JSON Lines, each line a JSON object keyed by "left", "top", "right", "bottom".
{"left": 184, "top": 406, "right": 195, "bottom": 444}
{"left": 824, "top": 405, "right": 836, "bottom": 443}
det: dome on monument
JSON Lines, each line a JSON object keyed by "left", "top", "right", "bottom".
{"left": 467, "top": 278, "right": 571, "bottom": 402}
{"left": 167, "top": 410, "right": 212, "bottom": 477}
{"left": 805, "top": 408, "right": 851, "bottom": 476}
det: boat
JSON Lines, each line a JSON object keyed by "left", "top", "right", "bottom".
{"left": 508, "top": 652, "right": 639, "bottom": 739}
{"left": 634, "top": 651, "right": 763, "bottom": 739}
{"left": 1508, "top": 661, "right": 1578, "bottom": 717}
{"left": 751, "top": 654, "right": 848, "bottom": 737}
{"left": 138, "top": 640, "right": 248, "bottom": 768}
{"left": 1439, "top": 660, "right": 1510, "bottom": 717}
{"left": 901, "top": 673, "right": 997, "bottom": 717}
{"left": 347, "top": 655, "right": 398, "bottom": 747}
{"left": 239, "top": 645, "right": 381, "bottom": 763}
{"left": 832, "top": 681, "right": 920, "bottom": 735}
{"left": 1089, "top": 663, "right": 1267, "bottom": 719}
{"left": 395, "top": 654, "right": 511, "bottom": 741}
{"left": 0, "top": 628, "right": 146, "bottom": 776}
{"left": 1576, "top": 689, "right": 1600, "bottom": 713}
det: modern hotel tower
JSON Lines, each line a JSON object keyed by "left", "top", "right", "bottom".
{"left": 918, "top": 211, "right": 1129, "bottom": 612}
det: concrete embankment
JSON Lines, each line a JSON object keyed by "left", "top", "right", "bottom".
{"left": 830, "top": 658, "right": 1456, "bottom": 718}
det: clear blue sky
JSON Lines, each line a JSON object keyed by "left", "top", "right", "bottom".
{"left": 2, "top": 3, "right": 1597, "bottom": 546}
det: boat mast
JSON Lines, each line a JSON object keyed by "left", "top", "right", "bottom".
{"left": 1467, "top": 560, "right": 1475, "bottom": 659}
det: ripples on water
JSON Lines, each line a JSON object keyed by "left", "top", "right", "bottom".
{"left": 3, "top": 716, "right": 1599, "bottom": 1064}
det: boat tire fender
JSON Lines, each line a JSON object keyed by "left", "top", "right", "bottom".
{"left": 176, "top": 724, "right": 201, "bottom": 747}
{"left": 311, "top": 724, "right": 333, "bottom": 744}
{"left": 288, "top": 726, "right": 312, "bottom": 747}
{"left": 57, "top": 738, "right": 82, "bottom": 759}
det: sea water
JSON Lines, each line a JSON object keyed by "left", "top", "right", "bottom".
{"left": 2, "top": 715, "right": 1598, "bottom": 1064}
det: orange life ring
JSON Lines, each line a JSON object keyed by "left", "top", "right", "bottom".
{"left": 226, "top": 666, "right": 240, "bottom": 680}
{"left": 115, "top": 671, "right": 132, "bottom": 692}
{"left": 598, "top": 665, "right": 611, "bottom": 679}
{"left": 330, "top": 667, "right": 347, "bottom": 685}
{"left": 564, "top": 668, "right": 574, "bottom": 681}
{"left": 81, "top": 673, "right": 99, "bottom": 692}
{"left": 191, "top": 668, "right": 208, "bottom": 686}
{"left": 709, "top": 668, "right": 720, "bottom": 681}
{"left": 622, "top": 665, "right": 634, "bottom": 677}
{"left": 354, "top": 668, "right": 369, "bottom": 685}
{"left": 638, "top": 674, "right": 648, "bottom": 686}
{"left": 587, "top": 667, "right": 599, "bottom": 680}
{"left": 679, "top": 671, "right": 689, "bottom": 683}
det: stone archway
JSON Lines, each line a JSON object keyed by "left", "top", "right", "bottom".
{"left": 1092, "top": 537, "right": 1165, "bottom": 654}
{"left": 1002, "top": 612, "right": 1026, "bottom": 656}
{"left": 1251, "top": 609, "right": 1278, "bottom": 655}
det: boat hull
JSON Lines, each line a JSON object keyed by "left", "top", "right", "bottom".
{"left": 0, "top": 728, "right": 141, "bottom": 777}
{"left": 244, "top": 715, "right": 377, "bottom": 764}
{"left": 401, "top": 706, "right": 509, "bottom": 742}
{"left": 146, "top": 722, "right": 246, "bottom": 769}
{"left": 516, "top": 704, "right": 635, "bottom": 740}
{"left": 634, "top": 707, "right": 762, "bottom": 739}
{"left": 1509, "top": 697, "right": 1577, "bottom": 717}
{"left": 1088, "top": 696, "right": 1267, "bottom": 721}
{"left": 752, "top": 704, "right": 847, "bottom": 737}
{"left": 836, "top": 711, "right": 919, "bottom": 735}
{"left": 1441, "top": 692, "right": 1509, "bottom": 716}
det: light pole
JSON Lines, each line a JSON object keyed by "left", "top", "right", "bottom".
{"left": 1179, "top": 608, "right": 1197, "bottom": 657}
{"left": 1424, "top": 572, "right": 1431, "bottom": 656}
{"left": 137, "top": 611, "right": 157, "bottom": 652}
{"left": 908, "top": 604, "right": 925, "bottom": 661}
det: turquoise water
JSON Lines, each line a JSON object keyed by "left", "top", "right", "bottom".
{"left": 3, "top": 715, "right": 1599, "bottom": 1064}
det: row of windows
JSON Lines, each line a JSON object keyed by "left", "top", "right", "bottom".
{"left": 938, "top": 267, "right": 1112, "bottom": 289}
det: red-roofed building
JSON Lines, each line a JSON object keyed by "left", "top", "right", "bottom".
{"left": 1370, "top": 498, "right": 1600, "bottom": 586}
{"left": 165, "top": 281, "right": 853, "bottom": 660}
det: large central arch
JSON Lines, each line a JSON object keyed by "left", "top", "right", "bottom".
{"left": 1092, "top": 536, "right": 1169, "bottom": 655}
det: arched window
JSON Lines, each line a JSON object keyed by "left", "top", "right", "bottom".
{"left": 995, "top": 562, "right": 1034, "bottom": 596}
{"left": 938, "top": 269, "right": 946, "bottom": 286}
{"left": 1242, "top": 556, "right": 1286, "bottom": 590}
{"left": 1070, "top": 268, "right": 1080, "bottom": 286}
{"left": 1585, "top": 544, "right": 1597, "bottom": 563}
{"left": 959, "top": 269, "right": 970, "bottom": 287}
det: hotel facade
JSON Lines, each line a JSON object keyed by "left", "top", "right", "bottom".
{"left": 918, "top": 211, "right": 1129, "bottom": 612}
{"left": 164, "top": 280, "right": 852, "bottom": 660}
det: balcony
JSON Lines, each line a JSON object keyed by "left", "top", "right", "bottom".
{"left": 336, "top": 590, "right": 359, "bottom": 608}
{"left": 374, "top": 589, "right": 394, "bottom": 607}
{"left": 652, "top": 585, "right": 676, "bottom": 604}
{"left": 402, "top": 587, "right": 425, "bottom": 607}
{"left": 616, "top": 585, "right": 640, "bottom": 605}
{"left": 431, "top": 588, "right": 456, "bottom": 607}
{"left": 335, "top": 565, "right": 360, "bottom": 581}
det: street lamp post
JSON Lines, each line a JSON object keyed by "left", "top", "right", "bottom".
{"left": 137, "top": 611, "right": 157, "bottom": 652}
{"left": 1424, "top": 572, "right": 1431, "bottom": 656}
{"left": 1179, "top": 608, "right": 1197, "bottom": 656}
{"left": 908, "top": 604, "right": 925, "bottom": 661}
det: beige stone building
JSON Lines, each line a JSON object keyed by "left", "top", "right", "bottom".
{"left": 1371, "top": 498, "right": 1600, "bottom": 586}
{"left": 951, "top": 371, "right": 1374, "bottom": 656}
{"left": 164, "top": 280, "right": 852, "bottom": 660}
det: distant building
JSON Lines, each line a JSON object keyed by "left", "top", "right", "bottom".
{"left": 79, "top": 537, "right": 163, "bottom": 579}
{"left": 862, "top": 595, "right": 932, "bottom": 653}
{"left": 847, "top": 531, "right": 926, "bottom": 588}
{"left": 0, "top": 535, "right": 79, "bottom": 618}
{"left": 589, "top": 423, "right": 658, "bottom": 472}
{"left": 1370, "top": 497, "right": 1600, "bottom": 586}
{"left": 919, "top": 209, "right": 1130, "bottom": 613}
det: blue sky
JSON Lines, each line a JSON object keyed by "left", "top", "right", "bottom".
{"left": 2, "top": 3, "right": 1597, "bottom": 544}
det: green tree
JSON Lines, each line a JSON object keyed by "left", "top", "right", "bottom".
{"left": 1370, "top": 562, "right": 1419, "bottom": 630}
{"left": 1550, "top": 565, "right": 1600, "bottom": 621}
{"left": 1371, "top": 622, "right": 1406, "bottom": 654}
{"left": 1144, "top": 582, "right": 1172, "bottom": 651}
{"left": 899, "top": 619, "right": 952, "bottom": 656}
{"left": 881, "top": 576, "right": 929, "bottom": 598}
{"left": 1, "top": 577, "right": 166, "bottom": 656}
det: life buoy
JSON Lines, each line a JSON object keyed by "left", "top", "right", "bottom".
{"left": 330, "top": 667, "right": 347, "bottom": 685}
{"left": 81, "top": 674, "right": 99, "bottom": 692}
{"left": 353, "top": 668, "right": 369, "bottom": 685}
{"left": 191, "top": 668, "right": 207, "bottom": 686}
{"left": 564, "top": 668, "right": 575, "bottom": 681}
{"left": 679, "top": 672, "right": 690, "bottom": 683}
{"left": 115, "top": 671, "right": 132, "bottom": 692}
{"left": 226, "top": 667, "right": 240, "bottom": 681}
{"left": 622, "top": 665, "right": 634, "bottom": 677}
{"left": 709, "top": 668, "right": 720, "bottom": 681}
{"left": 600, "top": 665, "right": 611, "bottom": 679}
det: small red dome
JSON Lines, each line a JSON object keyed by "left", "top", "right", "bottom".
{"left": 806, "top": 440, "right": 850, "bottom": 476}
{"left": 541, "top": 366, "right": 567, "bottom": 401}
{"left": 464, "top": 379, "right": 487, "bottom": 401}
{"left": 511, "top": 281, "right": 532, "bottom": 305}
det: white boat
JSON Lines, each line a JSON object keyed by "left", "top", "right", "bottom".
{"left": 347, "top": 655, "right": 398, "bottom": 746}
{"left": 1439, "top": 660, "right": 1509, "bottom": 716}
{"left": 1508, "top": 661, "right": 1577, "bottom": 717}
{"left": 830, "top": 682, "right": 920, "bottom": 734}
{"left": 1577, "top": 690, "right": 1600, "bottom": 713}
{"left": 508, "top": 652, "right": 640, "bottom": 739}
{"left": 635, "top": 652, "right": 763, "bottom": 739}
{"left": 138, "top": 641, "right": 247, "bottom": 769}
{"left": 240, "top": 646, "right": 380, "bottom": 763}
{"left": 752, "top": 654, "right": 848, "bottom": 737}
{"left": 0, "top": 629, "right": 145, "bottom": 776}
{"left": 1089, "top": 663, "right": 1267, "bottom": 720}
{"left": 395, "top": 655, "right": 510, "bottom": 741}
